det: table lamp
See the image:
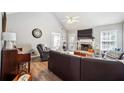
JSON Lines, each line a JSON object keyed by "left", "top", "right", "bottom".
{"left": 2, "top": 32, "right": 16, "bottom": 49}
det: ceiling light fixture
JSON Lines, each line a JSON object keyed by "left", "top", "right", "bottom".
{"left": 63, "top": 16, "right": 79, "bottom": 24}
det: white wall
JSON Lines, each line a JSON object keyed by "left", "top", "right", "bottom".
{"left": 0, "top": 13, "right": 2, "bottom": 49}
{"left": 93, "top": 23, "right": 123, "bottom": 50}
{"left": 67, "top": 23, "right": 123, "bottom": 51}
{"left": 7, "top": 12, "right": 67, "bottom": 51}
{"left": 121, "top": 22, "right": 124, "bottom": 51}
{"left": 67, "top": 31, "right": 77, "bottom": 51}
{"left": 0, "top": 13, "right": 2, "bottom": 79}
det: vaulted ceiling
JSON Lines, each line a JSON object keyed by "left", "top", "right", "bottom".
{"left": 54, "top": 12, "right": 124, "bottom": 31}
{"left": 7, "top": 12, "right": 124, "bottom": 32}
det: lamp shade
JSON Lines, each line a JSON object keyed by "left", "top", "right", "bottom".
{"left": 2, "top": 32, "right": 16, "bottom": 41}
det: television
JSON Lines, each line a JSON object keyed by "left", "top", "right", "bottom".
{"left": 77, "top": 28, "right": 93, "bottom": 39}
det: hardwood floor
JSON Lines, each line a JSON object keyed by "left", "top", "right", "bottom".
{"left": 30, "top": 61, "right": 61, "bottom": 81}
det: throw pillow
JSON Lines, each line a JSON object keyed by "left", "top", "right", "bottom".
{"left": 104, "top": 51, "right": 122, "bottom": 60}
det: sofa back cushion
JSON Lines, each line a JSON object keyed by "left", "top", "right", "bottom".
{"left": 81, "top": 58, "right": 124, "bottom": 81}
{"left": 48, "top": 50, "right": 81, "bottom": 81}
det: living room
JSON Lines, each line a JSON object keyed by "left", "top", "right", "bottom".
{"left": 1, "top": 12, "right": 124, "bottom": 81}
{"left": 6, "top": 12, "right": 124, "bottom": 54}
{"left": 2, "top": 0, "right": 124, "bottom": 93}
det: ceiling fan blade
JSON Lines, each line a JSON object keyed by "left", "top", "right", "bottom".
{"left": 63, "top": 16, "right": 79, "bottom": 24}
{"left": 67, "top": 20, "right": 79, "bottom": 24}
{"left": 67, "top": 20, "right": 73, "bottom": 24}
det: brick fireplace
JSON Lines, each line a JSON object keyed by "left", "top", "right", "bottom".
{"left": 77, "top": 39, "right": 94, "bottom": 51}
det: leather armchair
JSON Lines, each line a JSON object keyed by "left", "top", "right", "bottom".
{"left": 37, "top": 44, "right": 49, "bottom": 61}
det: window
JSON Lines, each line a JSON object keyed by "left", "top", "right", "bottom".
{"left": 100, "top": 30, "right": 117, "bottom": 51}
{"left": 51, "top": 32, "right": 61, "bottom": 50}
{"left": 68, "top": 34, "right": 76, "bottom": 51}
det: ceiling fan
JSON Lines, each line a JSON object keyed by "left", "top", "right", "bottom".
{"left": 63, "top": 16, "right": 79, "bottom": 24}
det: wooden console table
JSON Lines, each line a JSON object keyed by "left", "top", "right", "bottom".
{"left": 1, "top": 49, "right": 31, "bottom": 81}
{"left": 17, "top": 53, "right": 31, "bottom": 73}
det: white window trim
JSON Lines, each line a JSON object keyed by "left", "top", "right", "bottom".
{"left": 68, "top": 34, "right": 76, "bottom": 51}
{"left": 100, "top": 30, "right": 117, "bottom": 51}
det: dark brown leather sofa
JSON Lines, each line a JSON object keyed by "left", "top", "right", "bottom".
{"left": 81, "top": 58, "right": 124, "bottom": 81}
{"left": 48, "top": 50, "right": 124, "bottom": 81}
{"left": 48, "top": 51, "right": 80, "bottom": 80}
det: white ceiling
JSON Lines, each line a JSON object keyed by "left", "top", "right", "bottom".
{"left": 6, "top": 12, "right": 18, "bottom": 15}
{"left": 7, "top": 12, "right": 124, "bottom": 31}
{"left": 54, "top": 12, "right": 124, "bottom": 31}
